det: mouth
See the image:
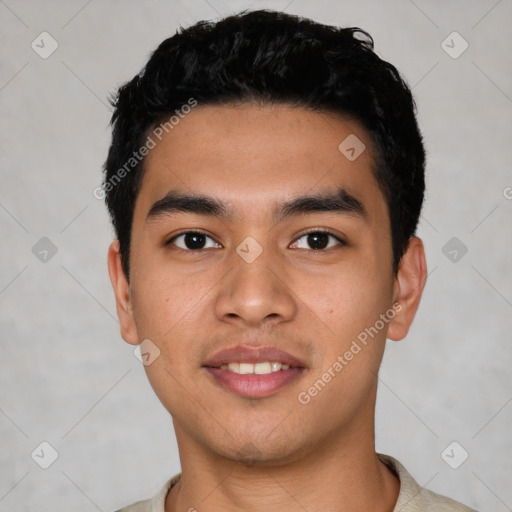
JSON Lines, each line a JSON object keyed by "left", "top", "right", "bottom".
{"left": 202, "top": 346, "right": 306, "bottom": 399}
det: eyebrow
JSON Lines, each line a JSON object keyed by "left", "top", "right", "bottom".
{"left": 146, "top": 187, "right": 367, "bottom": 223}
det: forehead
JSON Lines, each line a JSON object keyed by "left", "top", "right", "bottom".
{"left": 135, "top": 103, "right": 385, "bottom": 220}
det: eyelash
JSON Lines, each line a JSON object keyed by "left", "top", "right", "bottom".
{"left": 165, "top": 229, "right": 345, "bottom": 252}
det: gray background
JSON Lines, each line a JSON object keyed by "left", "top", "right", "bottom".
{"left": 1, "top": 0, "right": 511, "bottom": 510}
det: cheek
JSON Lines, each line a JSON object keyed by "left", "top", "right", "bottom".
{"left": 132, "top": 269, "right": 209, "bottom": 415}
{"left": 292, "top": 264, "right": 392, "bottom": 420}
{"left": 130, "top": 258, "right": 230, "bottom": 400}
{"left": 292, "top": 259, "right": 392, "bottom": 350}
{"left": 130, "top": 262, "right": 210, "bottom": 363}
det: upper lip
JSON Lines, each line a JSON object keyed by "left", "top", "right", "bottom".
{"left": 203, "top": 346, "right": 306, "bottom": 368}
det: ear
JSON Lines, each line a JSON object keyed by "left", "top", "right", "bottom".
{"left": 387, "top": 236, "right": 427, "bottom": 341}
{"left": 107, "top": 240, "right": 139, "bottom": 345}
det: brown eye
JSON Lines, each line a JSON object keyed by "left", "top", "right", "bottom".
{"left": 168, "top": 231, "right": 221, "bottom": 250}
{"left": 291, "top": 231, "right": 343, "bottom": 250}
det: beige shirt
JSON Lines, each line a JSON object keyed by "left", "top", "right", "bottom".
{"left": 115, "top": 453, "right": 477, "bottom": 512}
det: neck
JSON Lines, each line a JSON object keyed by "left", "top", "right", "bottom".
{"left": 165, "top": 406, "right": 399, "bottom": 512}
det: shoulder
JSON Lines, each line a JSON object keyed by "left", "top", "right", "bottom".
{"left": 377, "top": 453, "right": 478, "bottom": 512}
{"left": 114, "top": 473, "right": 181, "bottom": 512}
{"left": 114, "top": 501, "right": 150, "bottom": 512}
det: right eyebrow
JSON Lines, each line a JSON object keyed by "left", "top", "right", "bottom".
{"left": 146, "top": 191, "right": 232, "bottom": 223}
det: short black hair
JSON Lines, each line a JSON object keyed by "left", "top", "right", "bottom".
{"left": 103, "top": 9, "right": 425, "bottom": 280}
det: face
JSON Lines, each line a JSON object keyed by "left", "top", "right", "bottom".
{"left": 108, "top": 103, "right": 426, "bottom": 466}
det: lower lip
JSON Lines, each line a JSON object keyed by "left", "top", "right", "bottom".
{"left": 204, "top": 367, "right": 304, "bottom": 398}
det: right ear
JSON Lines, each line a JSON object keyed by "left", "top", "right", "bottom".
{"left": 107, "top": 240, "right": 139, "bottom": 345}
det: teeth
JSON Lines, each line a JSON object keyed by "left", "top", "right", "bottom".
{"left": 239, "top": 363, "right": 253, "bottom": 375}
{"left": 220, "top": 361, "right": 290, "bottom": 375}
{"left": 255, "top": 362, "right": 272, "bottom": 374}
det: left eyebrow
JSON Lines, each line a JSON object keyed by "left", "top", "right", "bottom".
{"left": 145, "top": 187, "right": 367, "bottom": 223}
{"left": 274, "top": 187, "right": 367, "bottom": 223}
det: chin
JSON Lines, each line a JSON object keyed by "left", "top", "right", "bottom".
{"left": 212, "top": 435, "right": 308, "bottom": 467}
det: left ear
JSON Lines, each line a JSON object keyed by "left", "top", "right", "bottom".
{"left": 387, "top": 236, "right": 427, "bottom": 341}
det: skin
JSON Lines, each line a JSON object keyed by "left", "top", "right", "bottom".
{"left": 108, "top": 103, "right": 427, "bottom": 512}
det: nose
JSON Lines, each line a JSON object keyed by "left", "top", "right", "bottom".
{"left": 214, "top": 242, "right": 297, "bottom": 328}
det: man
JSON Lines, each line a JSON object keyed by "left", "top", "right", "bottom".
{"left": 104, "top": 9, "right": 476, "bottom": 512}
